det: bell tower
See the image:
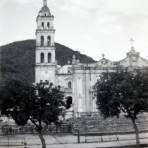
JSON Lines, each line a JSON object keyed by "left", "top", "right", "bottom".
{"left": 35, "top": 0, "right": 56, "bottom": 84}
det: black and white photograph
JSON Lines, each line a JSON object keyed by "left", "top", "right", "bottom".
{"left": 0, "top": 0, "right": 148, "bottom": 148}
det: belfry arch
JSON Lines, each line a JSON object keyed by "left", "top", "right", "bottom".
{"left": 41, "top": 36, "right": 44, "bottom": 46}
{"left": 47, "top": 36, "right": 51, "bottom": 46}
{"left": 40, "top": 52, "right": 44, "bottom": 63}
{"left": 48, "top": 53, "right": 51, "bottom": 63}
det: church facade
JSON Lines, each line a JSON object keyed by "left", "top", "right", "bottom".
{"left": 35, "top": 0, "right": 148, "bottom": 116}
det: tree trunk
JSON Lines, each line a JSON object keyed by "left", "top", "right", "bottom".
{"left": 131, "top": 119, "right": 140, "bottom": 148}
{"left": 38, "top": 131, "right": 46, "bottom": 148}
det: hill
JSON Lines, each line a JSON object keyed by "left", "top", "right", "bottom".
{"left": 0, "top": 40, "right": 95, "bottom": 83}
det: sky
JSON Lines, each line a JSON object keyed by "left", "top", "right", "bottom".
{"left": 0, "top": 0, "right": 148, "bottom": 61}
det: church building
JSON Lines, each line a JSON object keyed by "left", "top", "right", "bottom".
{"left": 35, "top": 0, "right": 148, "bottom": 117}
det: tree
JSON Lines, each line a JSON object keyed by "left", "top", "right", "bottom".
{"left": 95, "top": 70, "right": 148, "bottom": 148}
{"left": 0, "top": 80, "right": 65, "bottom": 148}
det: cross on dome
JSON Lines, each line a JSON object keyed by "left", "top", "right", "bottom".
{"left": 130, "top": 38, "right": 134, "bottom": 47}
{"left": 102, "top": 53, "right": 105, "bottom": 59}
{"left": 129, "top": 38, "right": 135, "bottom": 51}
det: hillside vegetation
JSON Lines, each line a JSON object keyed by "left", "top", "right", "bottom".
{"left": 0, "top": 40, "right": 95, "bottom": 83}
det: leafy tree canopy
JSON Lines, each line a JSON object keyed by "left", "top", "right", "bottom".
{"left": 95, "top": 70, "right": 148, "bottom": 120}
{"left": 0, "top": 80, "right": 66, "bottom": 148}
{"left": 0, "top": 80, "right": 65, "bottom": 129}
{"left": 95, "top": 70, "right": 148, "bottom": 147}
{"left": 0, "top": 80, "right": 65, "bottom": 148}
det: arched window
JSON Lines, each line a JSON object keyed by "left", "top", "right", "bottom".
{"left": 47, "top": 22, "right": 50, "bottom": 28}
{"left": 40, "top": 53, "right": 44, "bottom": 63}
{"left": 68, "top": 81, "right": 72, "bottom": 89}
{"left": 48, "top": 53, "right": 51, "bottom": 63}
{"left": 41, "top": 36, "right": 44, "bottom": 46}
{"left": 47, "top": 36, "right": 51, "bottom": 46}
{"left": 41, "top": 22, "right": 44, "bottom": 29}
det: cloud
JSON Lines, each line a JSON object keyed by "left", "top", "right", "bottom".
{"left": 67, "top": 0, "right": 101, "bottom": 9}
{"left": 55, "top": 0, "right": 104, "bottom": 19}
{"left": 91, "top": 0, "right": 148, "bottom": 38}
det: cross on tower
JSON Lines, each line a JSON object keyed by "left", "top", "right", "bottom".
{"left": 129, "top": 38, "right": 135, "bottom": 51}
{"left": 130, "top": 38, "right": 134, "bottom": 47}
{"left": 43, "top": 0, "right": 47, "bottom": 6}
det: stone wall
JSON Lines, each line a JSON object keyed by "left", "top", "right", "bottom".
{"left": 73, "top": 113, "right": 148, "bottom": 135}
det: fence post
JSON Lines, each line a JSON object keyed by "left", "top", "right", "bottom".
{"left": 77, "top": 130, "right": 80, "bottom": 143}
{"left": 101, "top": 136, "right": 103, "bottom": 142}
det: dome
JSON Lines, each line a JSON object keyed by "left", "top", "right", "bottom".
{"left": 38, "top": 5, "right": 52, "bottom": 17}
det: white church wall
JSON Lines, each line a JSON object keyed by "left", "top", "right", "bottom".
{"left": 35, "top": 66, "right": 56, "bottom": 83}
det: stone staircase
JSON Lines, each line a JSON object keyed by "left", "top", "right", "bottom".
{"left": 73, "top": 113, "right": 148, "bottom": 135}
